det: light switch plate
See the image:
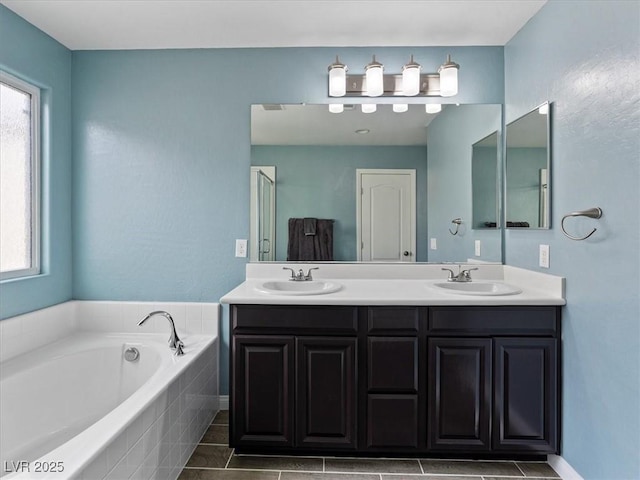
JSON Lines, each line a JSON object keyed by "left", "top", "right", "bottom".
{"left": 430, "top": 238, "right": 437, "bottom": 250}
{"left": 475, "top": 240, "right": 481, "bottom": 256}
{"left": 235, "top": 239, "right": 247, "bottom": 257}
{"left": 539, "top": 244, "right": 550, "bottom": 268}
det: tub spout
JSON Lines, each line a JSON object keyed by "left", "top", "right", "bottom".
{"left": 138, "top": 311, "right": 185, "bottom": 356}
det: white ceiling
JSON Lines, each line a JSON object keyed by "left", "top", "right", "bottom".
{"left": 1, "top": 0, "right": 547, "bottom": 50}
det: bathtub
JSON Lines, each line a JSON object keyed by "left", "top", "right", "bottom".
{"left": 0, "top": 301, "right": 219, "bottom": 480}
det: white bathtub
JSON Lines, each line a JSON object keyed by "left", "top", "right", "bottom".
{"left": 0, "top": 301, "right": 219, "bottom": 480}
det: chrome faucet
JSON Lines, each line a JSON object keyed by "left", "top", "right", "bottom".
{"left": 138, "top": 310, "right": 184, "bottom": 355}
{"left": 441, "top": 265, "right": 479, "bottom": 283}
{"left": 283, "top": 267, "right": 319, "bottom": 281}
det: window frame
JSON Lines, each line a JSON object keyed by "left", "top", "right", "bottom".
{"left": 0, "top": 71, "right": 41, "bottom": 280}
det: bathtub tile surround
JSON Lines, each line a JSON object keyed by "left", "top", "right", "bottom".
{"left": 0, "top": 300, "right": 220, "bottom": 480}
{"left": 0, "top": 300, "right": 218, "bottom": 363}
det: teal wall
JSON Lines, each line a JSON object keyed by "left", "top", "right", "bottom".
{"left": 427, "top": 104, "right": 502, "bottom": 263}
{"left": 0, "top": 6, "right": 72, "bottom": 319}
{"left": 504, "top": 1, "right": 640, "bottom": 478}
{"left": 252, "top": 145, "right": 428, "bottom": 262}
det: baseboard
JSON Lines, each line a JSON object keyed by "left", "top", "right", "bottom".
{"left": 547, "top": 454, "right": 583, "bottom": 480}
{"left": 219, "top": 395, "right": 229, "bottom": 411}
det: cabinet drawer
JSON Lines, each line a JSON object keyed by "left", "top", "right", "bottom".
{"left": 233, "top": 305, "right": 358, "bottom": 334}
{"left": 428, "top": 307, "right": 559, "bottom": 336}
{"left": 367, "top": 307, "right": 421, "bottom": 335}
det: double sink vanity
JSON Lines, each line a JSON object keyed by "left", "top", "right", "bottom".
{"left": 221, "top": 263, "right": 565, "bottom": 458}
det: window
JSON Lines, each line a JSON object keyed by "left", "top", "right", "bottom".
{"left": 0, "top": 71, "right": 40, "bottom": 280}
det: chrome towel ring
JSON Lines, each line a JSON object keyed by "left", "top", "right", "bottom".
{"left": 561, "top": 207, "right": 603, "bottom": 240}
{"left": 449, "top": 218, "right": 462, "bottom": 235}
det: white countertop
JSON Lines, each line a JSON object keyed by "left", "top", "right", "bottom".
{"left": 220, "top": 264, "right": 566, "bottom": 306}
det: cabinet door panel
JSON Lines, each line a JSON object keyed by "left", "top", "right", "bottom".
{"left": 368, "top": 337, "right": 418, "bottom": 393}
{"left": 296, "top": 337, "right": 357, "bottom": 449}
{"left": 232, "top": 335, "right": 294, "bottom": 447}
{"left": 494, "top": 338, "right": 558, "bottom": 452}
{"left": 428, "top": 338, "right": 491, "bottom": 451}
{"left": 367, "top": 394, "right": 419, "bottom": 449}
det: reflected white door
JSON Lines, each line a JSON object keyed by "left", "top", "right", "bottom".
{"left": 357, "top": 169, "right": 416, "bottom": 262}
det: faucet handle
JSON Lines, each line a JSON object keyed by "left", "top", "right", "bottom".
{"left": 305, "top": 267, "right": 319, "bottom": 280}
{"left": 441, "top": 268, "right": 455, "bottom": 280}
{"left": 282, "top": 267, "right": 296, "bottom": 279}
{"left": 461, "top": 267, "right": 479, "bottom": 280}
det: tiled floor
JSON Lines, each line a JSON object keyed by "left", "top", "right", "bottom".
{"left": 179, "top": 411, "right": 561, "bottom": 480}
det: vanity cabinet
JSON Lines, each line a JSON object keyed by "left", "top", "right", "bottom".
{"left": 230, "top": 304, "right": 560, "bottom": 456}
{"left": 231, "top": 305, "right": 359, "bottom": 451}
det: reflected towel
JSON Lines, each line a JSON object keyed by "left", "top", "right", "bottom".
{"left": 304, "top": 218, "right": 317, "bottom": 236}
{"left": 287, "top": 218, "right": 334, "bottom": 261}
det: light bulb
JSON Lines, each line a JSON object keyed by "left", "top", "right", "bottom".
{"left": 393, "top": 104, "right": 408, "bottom": 113}
{"left": 328, "top": 56, "right": 347, "bottom": 97}
{"left": 438, "top": 54, "right": 460, "bottom": 97}
{"left": 329, "top": 104, "right": 344, "bottom": 113}
{"left": 402, "top": 55, "right": 421, "bottom": 96}
{"left": 425, "top": 104, "right": 442, "bottom": 114}
{"left": 362, "top": 104, "right": 377, "bottom": 113}
{"left": 365, "top": 55, "right": 384, "bottom": 97}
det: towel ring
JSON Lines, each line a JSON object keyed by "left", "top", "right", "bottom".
{"left": 449, "top": 218, "right": 462, "bottom": 235}
{"left": 561, "top": 207, "right": 603, "bottom": 241}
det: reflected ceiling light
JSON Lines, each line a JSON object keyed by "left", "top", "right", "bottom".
{"left": 402, "top": 55, "right": 421, "bottom": 96}
{"left": 365, "top": 55, "right": 384, "bottom": 97}
{"left": 538, "top": 103, "right": 549, "bottom": 115}
{"left": 362, "top": 104, "right": 377, "bottom": 113}
{"left": 327, "top": 54, "right": 460, "bottom": 98}
{"left": 355, "top": 129, "right": 370, "bottom": 134}
{"left": 328, "top": 56, "right": 347, "bottom": 97}
{"left": 425, "top": 104, "right": 442, "bottom": 114}
{"left": 393, "top": 104, "right": 409, "bottom": 113}
{"left": 328, "top": 103, "right": 344, "bottom": 113}
{"left": 438, "top": 54, "right": 460, "bottom": 97}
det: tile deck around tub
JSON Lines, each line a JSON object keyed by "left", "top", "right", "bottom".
{"left": 179, "top": 411, "right": 562, "bottom": 480}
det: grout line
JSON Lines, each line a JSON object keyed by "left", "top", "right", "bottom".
{"left": 224, "top": 448, "right": 235, "bottom": 469}
{"left": 418, "top": 458, "right": 425, "bottom": 474}
{"left": 323, "top": 457, "right": 326, "bottom": 472}
{"left": 514, "top": 461, "right": 527, "bottom": 477}
{"left": 278, "top": 472, "right": 282, "bottom": 480}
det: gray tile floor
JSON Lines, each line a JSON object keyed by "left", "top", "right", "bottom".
{"left": 179, "top": 411, "right": 561, "bottom": 480}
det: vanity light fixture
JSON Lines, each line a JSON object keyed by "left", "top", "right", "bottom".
{"left": 438, "top": 54, "right": 460, "bottom": 97}
{"left": 361, "top": 104, "right": 377, "bottom": 113}
{"left": 328, "top": 56, "right": 347, "bottom": 97}
{"left": 328, "top": 54, "right": 460, "bottom": 97}
{"left": 402, "top": 55, "right": 421, "bottom": 96}
{"left": 328, "top": 104, "right": 344, "bottom": 113}
{"left": 425, "top": 104, "right": 442, "bottom": 114}
{"left": 365, "top": 56, "right": 384, "bottom": 97}
{"left": 392, "top": 104, "right": 409, "bottom": 113}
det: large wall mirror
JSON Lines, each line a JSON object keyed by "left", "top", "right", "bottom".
{"left": 505, "top": 102, "right": 551, "bottom": 229}
{"left": 250, "top": 103, "right": 503, "bottom": 263}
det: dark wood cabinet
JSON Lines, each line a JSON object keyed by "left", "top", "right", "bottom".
{"left": 427, "top": 338, "right": 492, "bottom": 451}
{"left": 493, "top": 338, "right": 558, "bottom": 452}
{"left": 230, "top": 304, "right": 560, "bottom": 457}
{"left": 231, "top": 335, "right": 294, "bottom": 447}
{"left": 296, "top": 337, "right": 357, "bottom": 449}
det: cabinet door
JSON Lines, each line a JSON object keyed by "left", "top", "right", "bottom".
{"left": 232, "top": 335, "right": 294, "bottom": 447}
{"left": 296, "top": 337, "right": 357, "bottom": 449}
{"left": 428, "top": 338, "right": 492, "bottom": 451}
{"left": 493, "top": 338, "right": 558, "bottom": 452}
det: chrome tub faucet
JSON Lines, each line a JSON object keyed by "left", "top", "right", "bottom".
{"left": 138, "top": 310, "right": 185, "bottom": 355}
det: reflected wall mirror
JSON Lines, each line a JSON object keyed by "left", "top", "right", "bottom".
{"left": 250, "top": 103, "right": 503, "bottom": 263}
{"left": 472, "top": 131, "right": 499, "bottom": 229}
{"left": 505, "top": 102, "right": 551, "bottom": 229}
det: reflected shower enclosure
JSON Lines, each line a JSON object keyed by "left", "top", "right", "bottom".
{"left": 250, "top": 167, "right": 275, "bottom": 261}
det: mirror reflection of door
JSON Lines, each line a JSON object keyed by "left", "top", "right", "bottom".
{"left": 250, "top": 167, "right": 275, "bottom": 261}
{"left": 357, "top": 169, "right": 416, "bottom": 262}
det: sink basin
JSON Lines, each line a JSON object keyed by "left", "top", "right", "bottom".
{"left": 431, "top": 281, "right": 522, "bottom": 296}
{"left": 256, "top": 280, "right": 343, "bottom": 296}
